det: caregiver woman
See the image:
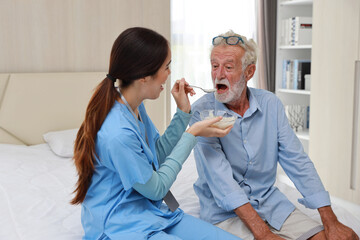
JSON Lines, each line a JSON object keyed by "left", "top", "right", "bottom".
{"left": 71, "top": 27, "right": 240, "bottom": 240}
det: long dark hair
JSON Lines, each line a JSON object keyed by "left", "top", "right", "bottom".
{"left": 71, "top": 27, "right": 169, "bottom": 204}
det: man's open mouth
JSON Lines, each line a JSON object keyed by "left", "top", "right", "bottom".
{"left": 216, "top": 84, "right": 229, "bottom": 93}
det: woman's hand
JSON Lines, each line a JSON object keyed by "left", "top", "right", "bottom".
{"left": 171, "top": 78, "right": 195, "bottom": 113}
{"left": 187, "top": 116, "right": 233, "bottom": 137}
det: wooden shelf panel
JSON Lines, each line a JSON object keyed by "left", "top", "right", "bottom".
{"left": 280, "top": 0, "right": 313, "bottom": 6}
{"left": 295, "top": 129, "right": 309, "bottom": 141}
{"left": 279, "top": 45, "right": 312, "bottom": 50}
{"left": 277, "top": 89, "right": 311, "bottom": 95}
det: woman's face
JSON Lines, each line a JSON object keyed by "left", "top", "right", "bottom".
{"left": 146, "top": 48, "right": 171, "bottom": 99}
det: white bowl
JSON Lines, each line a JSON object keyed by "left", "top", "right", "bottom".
{"left": 200, "top": 110, "right": 236, "bottom": 129}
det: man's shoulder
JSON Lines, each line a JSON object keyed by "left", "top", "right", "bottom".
{"left": 192, "top": 93, "right": 216, "bottom": 111}
{"left": 250, "top": 87, "right": 280, "bottom": 106}
{"left": 250, "top": 87, "right": 276, "bottom": 98}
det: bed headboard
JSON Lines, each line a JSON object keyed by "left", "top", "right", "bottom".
{"left": 0, "top": 72, "right": 105, "bottom": 145}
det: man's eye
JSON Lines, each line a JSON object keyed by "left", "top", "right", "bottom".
{"left": 212, "top": 65, "right": 218, "bottom": 69}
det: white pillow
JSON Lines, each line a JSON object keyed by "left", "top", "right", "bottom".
{"left": 43, "top": 128, "right": 78, "bottom": 158}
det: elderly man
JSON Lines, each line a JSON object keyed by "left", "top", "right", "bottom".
{"left": 189, "top": 30, "right": 358, "bottom": 240}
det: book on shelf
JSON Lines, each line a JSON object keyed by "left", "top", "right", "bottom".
{"left": 282, "top": 59, "right": 311, "bottom": 90}
{"left": 306, "top": 106, "right": 310, "bottom": 129}
{"left": 281, "top": 16, "right": 312, "bottom": 46}
{"left": 297, "top": 60, "right": 311, "bottom": 89}
{"left": 293, "top": 59, "right": 299, "bottom": 89}
{"left": 304, "top": 74, "right": 311, "bottom": 90}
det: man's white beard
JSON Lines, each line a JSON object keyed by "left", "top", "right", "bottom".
{"left": 214, "top": 75, "right": 246, "bottom": 104}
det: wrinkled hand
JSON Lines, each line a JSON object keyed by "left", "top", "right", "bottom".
{"left": 171, "top": 78, "right": 195, "bottom": 113}
{"left": 319, "top": 206, "right": 359, "bottom": 240}
{"left": 324, "top": 220, "right": 359, "bottom": 240}
{"left": 186, "top": 116, "right": 232, "bottom": 137}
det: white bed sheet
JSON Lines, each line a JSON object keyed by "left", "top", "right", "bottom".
{"left": 0, "top": 144, "right": 83, "bottom": 239}
{"left": 0, "top": 144, "right": 359, "bottom": 240}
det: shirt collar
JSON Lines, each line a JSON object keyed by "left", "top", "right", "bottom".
{"left": 214, "top": 87, "right": 262, "bottom": 118}
{"left": 246, "top": 87, "right": 262, "bottom": 116}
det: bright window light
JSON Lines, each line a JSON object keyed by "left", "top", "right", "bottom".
{"left": 170, "top": 0, "right": 257, "bottom": 116}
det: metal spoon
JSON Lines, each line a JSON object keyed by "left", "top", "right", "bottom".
{"left": 189, "top": 85, "right": 216, "bottom": 93}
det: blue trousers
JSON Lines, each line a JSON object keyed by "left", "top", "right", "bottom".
{"left": 149, "top": 214, "right": 242, "bottom": 240}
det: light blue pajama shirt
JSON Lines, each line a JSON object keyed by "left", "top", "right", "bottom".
{"left": 189, "top": 87, "right": 331, "bottom": 230}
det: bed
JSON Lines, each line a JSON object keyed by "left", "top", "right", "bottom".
{"left": 0, "top": 72, "right": 359, "bottom": 239}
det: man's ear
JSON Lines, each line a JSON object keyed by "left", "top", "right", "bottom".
{"left": 245, "top": 64, "right": 256, "bottom": 81}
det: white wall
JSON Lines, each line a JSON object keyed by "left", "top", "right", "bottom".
{"left": 0, "top": 0, "right": 171, "bottom": 133}
{"left": 310, "top": 0, "right": 360, "bottom": 204}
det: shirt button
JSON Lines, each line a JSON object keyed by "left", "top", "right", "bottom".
{"left": 244, "top": 178, "right": 247, "bottom": 181}
{"left": 249, "top": 162, "right": 252, "bottom": 165}
{"left": 243, "top": 139, "right": 247, "bottom": 144}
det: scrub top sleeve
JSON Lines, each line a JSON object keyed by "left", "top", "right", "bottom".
{"left": 156, "top": 108, "right": 192, "bottom": 164}
{"left": 134, "top": 132, "right": 197, "bottom": 201}
{"left": 106, "top": 130, "right": 153, "bottom": 191}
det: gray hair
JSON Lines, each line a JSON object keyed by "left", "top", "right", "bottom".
{"left": 211, "top": 30, "right": 258, "bottom": 70}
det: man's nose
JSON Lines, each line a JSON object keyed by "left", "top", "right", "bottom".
{"left": 216, "top": 66, "right": 226, "bottom": 79}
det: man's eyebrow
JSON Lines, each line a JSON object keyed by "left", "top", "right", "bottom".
{"left": 166, "top": 60, "right": 172, "bottom": 66}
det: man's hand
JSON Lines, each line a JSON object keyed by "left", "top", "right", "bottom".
{"left": 234, "top": 203, "right": 285, "bottom": 240}
{"left": 324, "top": 221, "right": 359, "bottom": 240}
{"left": 318, "top": 206, "right": 359, "bottom": 240}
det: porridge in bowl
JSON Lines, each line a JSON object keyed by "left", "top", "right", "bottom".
{"left": 200, "top": 110, "right": 236, "bottom": 129}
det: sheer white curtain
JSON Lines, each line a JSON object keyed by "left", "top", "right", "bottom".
{"left": 170, "top": 0, "right": 257, "bottom": 115}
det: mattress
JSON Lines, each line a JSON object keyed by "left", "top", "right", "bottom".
{"left": 0, "top": 143, "right": 83, "bottom": 239}
{"left": 0, "top": 143, "right": 359, "bottom": 239}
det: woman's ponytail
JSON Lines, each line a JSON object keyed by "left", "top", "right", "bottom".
{"left": 71, "top": 78, "right": 118, "bottom": 204}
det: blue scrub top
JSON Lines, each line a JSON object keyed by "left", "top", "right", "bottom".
{"left": 81, "top": 101, "right": 183, "bottom": 240}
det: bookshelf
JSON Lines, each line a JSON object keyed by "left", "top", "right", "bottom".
{"left": 275, "top": 0, "right": 313, "bottom": 153}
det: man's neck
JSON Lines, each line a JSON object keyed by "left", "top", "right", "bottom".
{"left": 225, "top": 89, "right": 249, "bottom": 117}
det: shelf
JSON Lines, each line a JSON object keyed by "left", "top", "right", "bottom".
{"left": 295, "top": 129, "right": 309, "bottom": 141}
{"left": 280, "top": 0, "right": 313, "bottom": 6}
{"left": 279, "top": 45, "right": 312, "bottom": 50}
{"left": 276, "top": 0, "right": 312, "bottom": 149}
{"left": 278, "top": 89, "right": 310, "bottom": 95}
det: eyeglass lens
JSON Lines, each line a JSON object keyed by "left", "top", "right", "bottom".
{"left": 227, "top": 36, "right": 242, "bottom": 45}
{"left": 212, "top": 36, "right": 244, "bottom": 46}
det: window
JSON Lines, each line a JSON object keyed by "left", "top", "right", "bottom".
{"left": 170, "top": 0, "right": 257, "bottom": 115}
